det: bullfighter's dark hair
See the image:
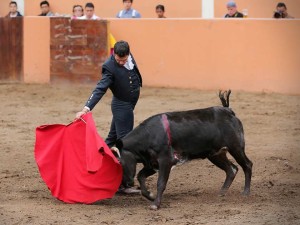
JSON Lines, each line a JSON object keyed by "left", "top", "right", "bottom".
{"left": 114, "top": 41, "right": 130, "bottom": 57}
{"left": 40, "top": 1, "right": 50, "bottom": 7}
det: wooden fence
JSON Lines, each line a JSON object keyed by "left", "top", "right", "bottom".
{"left": 0, "top": 17, "right": 23, "bottom": 82}
{"left": 50, "top": 18, "right": 108, "bottom": 83}
{"left": 0, "top": 17, "right": 108, "bottom": 84}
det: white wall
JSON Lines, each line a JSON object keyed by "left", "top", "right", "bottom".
{"left": 16, "top": 0, "right": 24, "bottom": 15}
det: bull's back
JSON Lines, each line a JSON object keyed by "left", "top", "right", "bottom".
{"left": 121, "top": 106, "right": 243, "bottom": 159}
{"left": 166, "top": 106, "right": 243, "bottom": 158}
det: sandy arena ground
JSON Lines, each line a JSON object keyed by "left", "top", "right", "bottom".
{"left": 0, "top": 83, "right": 299, "bottom": 225}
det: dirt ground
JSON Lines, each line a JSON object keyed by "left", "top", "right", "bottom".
{"left": 0, "top": 83, "right": 299, "bottom": 225}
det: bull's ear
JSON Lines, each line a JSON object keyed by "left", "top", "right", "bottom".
{"left": 116, "top": 139, "right": 123, "bottom": 150}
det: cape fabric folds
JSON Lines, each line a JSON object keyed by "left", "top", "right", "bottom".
{"left": 34, "top": 113, "right": 122, "bottom": 204}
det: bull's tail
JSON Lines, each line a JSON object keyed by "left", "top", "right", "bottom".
{"left": 219, "top": 90, "right": 231, "bottom": 107}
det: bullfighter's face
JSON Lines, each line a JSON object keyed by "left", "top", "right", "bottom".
{"left": 114, "top": 54, "right": 129, "bottom": 66}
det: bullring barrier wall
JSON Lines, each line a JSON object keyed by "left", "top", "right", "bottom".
{"left": 0, "top": 0, "right": 300, "bottom": 18}
{"left": 1, "top": 17, "right": 300, "bottom": 95}
{"left": 0, "top": 17, "right": 109, "bottom": 83}
{"left": 109, "top": 18, "right": 300, "bottom": 94}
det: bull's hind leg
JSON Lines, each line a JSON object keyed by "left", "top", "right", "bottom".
{"left": 208, "top": 149, "right": 238, "bottom": 196}
{"left": 228, "top": 148, "right": 253, "bottom": 196}
{"left": 137, "top": 167, "right": 156, "bottom": 201}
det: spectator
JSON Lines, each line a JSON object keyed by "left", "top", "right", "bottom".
{"left": 224, "top": 1, "right": 243, "bottom": 18}
{"left": 6, "top": 1, "right": 22, "bottom": 17}
{"left": 77, "top": 3, "right": 115, "bottom": 56}
{"left": 116, "top": 0, "right": 141, "bottom": 18}
{"left": 79, "top": 2, "right": 100, "bottom": 20}
{"left": 39, "top": 1, "right": 54, "bottom": 16}
{"left": 71, "top": 5, "right": 84, "bottom": 19}
{"left": 273, "top": 2, "right": 294, "bottom": 19}
{"left": 156, "top": 4, "right": 166, "bottom": 18}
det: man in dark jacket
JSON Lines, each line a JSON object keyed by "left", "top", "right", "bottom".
{"left": 6, "top": 1, "right": 22, "bottom": 17}
{"left": 76, "top": 40, "right": 142, "bottom": 149}
{"left": 76, "top": 40, "right": 142, "bottom": 194}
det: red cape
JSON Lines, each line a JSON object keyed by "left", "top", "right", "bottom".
{"left": 34, "top": 113, "right": 122, "bottom": 204}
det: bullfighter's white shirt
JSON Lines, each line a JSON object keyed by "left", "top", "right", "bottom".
{"left": 124, "top": 54, "right": 134, "bottom": 70}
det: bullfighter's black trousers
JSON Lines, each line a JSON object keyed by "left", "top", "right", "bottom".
{"left": 105, "top": 91, "right": 140, "bottom": 148}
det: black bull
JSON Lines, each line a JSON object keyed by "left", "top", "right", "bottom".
{"left": 116, "top": 90, "right": 253, "bottom": 210}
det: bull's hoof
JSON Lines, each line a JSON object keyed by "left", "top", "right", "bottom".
{"left": 149, "top": 204, "right": 158, "bottom": 210}
{"left": 142, "top": 191, "right": 155, "bottom": 201}
{"left": 242, "top": 190, "right": 250, "bottom": 196}
{"left": 218, "top": 193, "right": 226, "bottom": 197}
{"left": 149, "top": 192, "right": 155, "bottom": 200}
{"left": 218, "top": 189, "right": 227, "bottom": 197}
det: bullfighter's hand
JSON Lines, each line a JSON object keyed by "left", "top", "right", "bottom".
{"left": 75, "top": 108, "right": 89, "bottom": 121}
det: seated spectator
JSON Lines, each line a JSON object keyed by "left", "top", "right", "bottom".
{"left": 224, "top": 1, "right": 243, "bottom": 18}
{"left": 71, "top": 5, "right": 84, "bottom": 19}
{"left": 116, "top": 0, "right": 141, "bottom": 18}
{"left": 79, "top": 2, "right": 100, "bottom": 20}
{"left": 156, "top": 4, "right": 166, "bottom": 18}
{"left": 273, "top": 2, "right": 294, "bottom": 19}
{"left": 6, "top": 1, "right": 22, "bottom": 17}
{"left": 77, "top": 2, "right": 115, "bottom": 56}
{"left": 39, "top": 1, "right": 54, "bottom": 16}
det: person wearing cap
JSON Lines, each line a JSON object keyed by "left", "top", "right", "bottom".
{"left": 224, "top": 1, "right": 244, "bottom": 18}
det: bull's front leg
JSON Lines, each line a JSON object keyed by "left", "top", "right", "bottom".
{"left": 137, "top": 167, "right": 156, "bottom": 201}
{"left": 150, "top": 159, "right": 173, "bottom": 210}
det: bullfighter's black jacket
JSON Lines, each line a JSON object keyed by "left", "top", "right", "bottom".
{"left": 85, "top": 54, "right": 142, "bottom": 110}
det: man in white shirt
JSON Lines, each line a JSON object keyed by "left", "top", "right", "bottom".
{"left": 79, "top": 2, "right": 100, "bottom": 20}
